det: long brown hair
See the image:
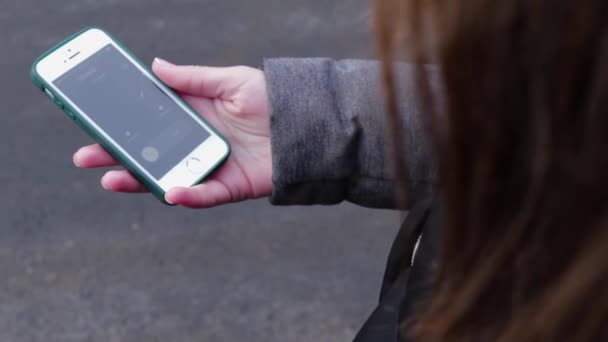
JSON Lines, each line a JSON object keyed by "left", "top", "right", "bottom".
{"left": 375, "top": 0, "right": 608, "bottom": 340}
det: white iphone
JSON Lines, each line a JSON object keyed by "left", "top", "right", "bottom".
{"left": 32, "top": 27, "right": 231, "bottom": 203}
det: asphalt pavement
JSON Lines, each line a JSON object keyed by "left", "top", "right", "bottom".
{"left": 0, "top": 1, "right": 399, "bottom": 341}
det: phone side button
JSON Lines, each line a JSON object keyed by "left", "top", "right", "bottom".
{"left": 65, "top": 108, "right": 76, "bottom": 119}
{"left": 53, "top": 98, "right": 64, "bottom": 109}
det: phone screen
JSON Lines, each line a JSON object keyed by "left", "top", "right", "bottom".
{"left": 53, "top": 44, "right": 211, "bottom": 180}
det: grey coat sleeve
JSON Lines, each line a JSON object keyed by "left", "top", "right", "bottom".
{"left": 263, "top": 58, "right": 436, "bottom": 209}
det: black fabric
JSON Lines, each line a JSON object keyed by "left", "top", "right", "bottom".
{"left": 354, "top": 191, "right": 442, "bottom": 342}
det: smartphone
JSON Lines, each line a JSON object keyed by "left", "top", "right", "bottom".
{"left": 31, "top": 27, "right": 231, "bottom": 203}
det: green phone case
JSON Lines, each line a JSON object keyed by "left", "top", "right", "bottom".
{"left": 31, "top": 27, "right": 231, "bottom": 204}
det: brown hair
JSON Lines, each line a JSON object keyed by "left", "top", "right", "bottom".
{"left": 375, "top": 0, "right": 608, "bottom": 340}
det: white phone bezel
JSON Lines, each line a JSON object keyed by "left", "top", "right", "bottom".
{"left": 35, "top": 28, "right": 229, "bottom": 192}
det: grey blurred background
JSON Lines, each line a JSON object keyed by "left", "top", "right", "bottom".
{"left": 1, "top": 1, "right": 400, "bottom": 341}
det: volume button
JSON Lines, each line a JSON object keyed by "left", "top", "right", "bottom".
{"left": 65, "top": 108, "right": 76, "bottom": 119}
{"left": 44, "top": 88, "right": 55, "bottom": 99}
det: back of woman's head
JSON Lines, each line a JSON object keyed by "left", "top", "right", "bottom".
{"left": 375, "top": 0, "right": 608, "bottom": 340}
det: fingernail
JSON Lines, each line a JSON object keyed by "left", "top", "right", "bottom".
{"left": 101, "top": 170, "right": 118, "bottom": 190}
{"left": 101, "top": 176, "right": 110, "bottom": 190}
{"left": 73, "top": 148, "right": 84, "bottom": 167}
{"left": 153, "top": 57, "right": 173, "bottom": 66}
{"left": 165, "top": 189, "right": 177, "bottom": 205}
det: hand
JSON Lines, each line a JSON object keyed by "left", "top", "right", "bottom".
{"left": 73, "top": 58, "right": 273, "bottom": 208}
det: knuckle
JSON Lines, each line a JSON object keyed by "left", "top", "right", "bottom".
{"left": 232, "top": 65, "right": 254, "bottom": 75}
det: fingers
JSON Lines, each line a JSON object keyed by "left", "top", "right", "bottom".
{"left": 152, "top": 58, "right": 249, "bottom": 99}
{"left": 165, "top": 180, "right": 233, "bottom": 208}
{"left": 74, "top": 145, "right": 146, "bottom": 193}
{"left": 101, "top": 170, "right": 147, "bottom": 193}
{"left": 74, "top": 144, "right": 118, "bottom": 168}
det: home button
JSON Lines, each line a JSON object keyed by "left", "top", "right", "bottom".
{"left": 186, "top": 157, "right": 205, "bottom": 174}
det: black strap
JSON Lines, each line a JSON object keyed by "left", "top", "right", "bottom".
{"left": 353, "top": 192, "right": 436, "bottom": 342}
{"left": 380, "top": 193, "right": 434, "bottom": 300}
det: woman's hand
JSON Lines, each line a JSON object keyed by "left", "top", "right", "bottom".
{"left": 73, "top": 59, "right": 273, "bottom": 208}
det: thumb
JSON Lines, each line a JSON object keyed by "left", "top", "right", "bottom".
{"left": 152, "top": 58, "right": 238, "bottom": 98}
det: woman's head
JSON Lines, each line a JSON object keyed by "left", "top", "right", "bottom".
{"left": 375, "top": 0, "right": 608, "bottom": 340}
